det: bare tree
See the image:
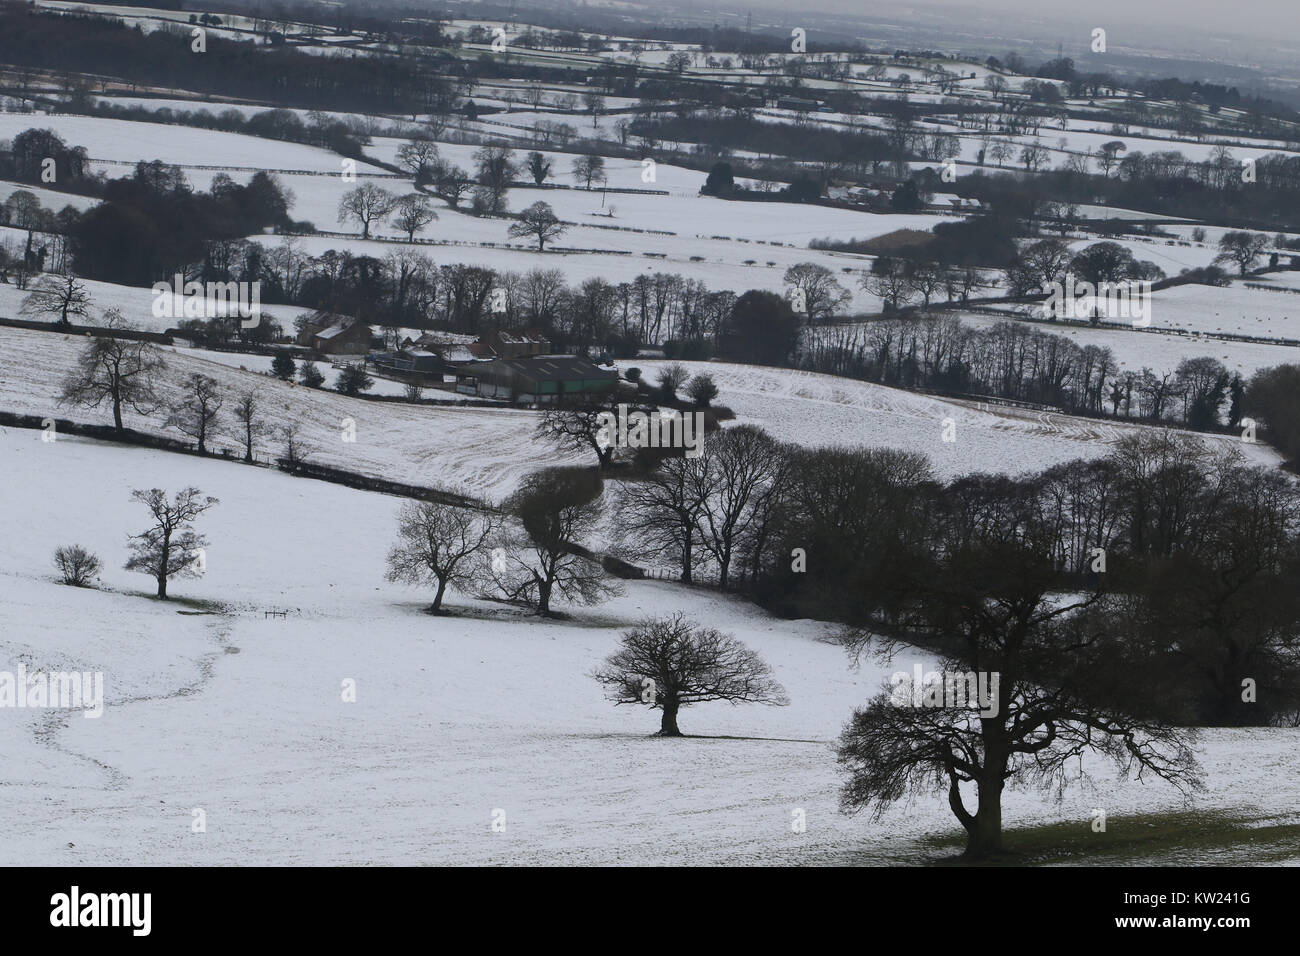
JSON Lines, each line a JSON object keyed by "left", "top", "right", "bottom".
{"left": 391, "top": 193, "right": 438, "bottom": 242}
{"left": 655, "top": 363, "right": 689, "bottom": 400}
{"left": 396, "top": 139, "right": 440, "bottom": 182}
{"left": 860, "top": 264, "right": 915, "bottom": 312}
{"left": 619, "top": 454, "right": 712, "bottom": 582}
{"left": 697, "top": 426, "right": 783, "bottom": 590}
{"left": 536, "top": 401, "right": 618, "bottom": 469}
{"left": 168, "top": 373, "right": 224, "bottom": 454}
{"left": 525, "top": 151, "right": 553, "bottom": 185}
{"left": 278, "top": 422, "right": 314, "bottom": 472}
{"left": 232, "top": 388, "right": 266, "bottom": 463}
{"left": 59, "top": 309, "right": 166, "bottom": 435}
{"left": 686, "top": 373, "right": 718, "bottom": 408}
{"left": 582, "top": 91, "right": 605, "bottom": 127}
{"left": 1215, "top": 231, "right": 1269, "bottom": 276}
{"left": 473, "top": 143, "right": 517, "bottom": 213}
{"left": 53, "top": 545, "right": 101, "bottom": 586}
{"left": 490, "top": 470, "right": 618, "bottom": 615}
{"left": 429, "top": 160, "right": 470, "bottom": 208}
{"left": 20, "top": 273, "right": 92, "bottom": 326}
{"left": 571, "top": 154, "right": 605, "bottom": 189}
{"left": 338, "top": 183, "right": 396, "bottom": 239}
{"left": 385, "top": 501, "right": 496, "bottom": 612}
{"left": 591, "top": 613, "right": 789, "bottom": 735}
{"left": 508, "top": 201, "right": 566, "bottom": 251}
{"left": 783, "top": 262, "right": 851, "bottom": 323}
{"left": 124, "top": 487, "right": 219, "bottom": 599}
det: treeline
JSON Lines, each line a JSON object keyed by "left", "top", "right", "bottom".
{"left": 632, "top": 112, "right": 899, "bottom": 179}
{"left": 625, "top": 427, "right": 1299, "bottom": 726}
{"left": 0, "top": 4, "right": 434, "bottom": 114}
{"left": 185, "top": 240, "right": 760, "bottom": 354}
{"left": 86, "top": 102, "right": 370, "bottom": 160}
{"left": 957, "top": 149, "right": 1300, "bottom": 230}
{"left": 802, "top": 314, "right": 1245, "bottom": 426}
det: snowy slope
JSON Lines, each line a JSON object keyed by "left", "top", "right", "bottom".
{"left": 627, "top": 359, "right": 1280, "bottom": 477}
{"left": 1, "top": 428, "right": 1296, "bottom": 865}
{"left": 0, "top": 326, "right": 579, "bottom": 499}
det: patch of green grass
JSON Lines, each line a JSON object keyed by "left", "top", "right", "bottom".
{"left": 920, "top": 810, "right": 1300, "bottom": 865}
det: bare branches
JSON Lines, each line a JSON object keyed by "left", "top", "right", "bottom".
{"left": 123, "top": 487, "right": 218, "bottom": 600}
{"left": 386, "top": 500, "right": 496, "bottom": 612}
{"left": 59, "top": 309, "right": 166, "bottom": 434}
{"left": 591, "top": 612, "right": 788, "bottom": 735}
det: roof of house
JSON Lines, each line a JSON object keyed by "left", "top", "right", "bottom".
{"left": 415, "top": 330, "right": 478, "bottom": 347}
{"left": 316, "top": 320, "right": 363, "bottom": 340}
{"left": 491, "top": 355, "right": 618, "bottom": 382}
{"left": 311, "top": 313, "right": 368, "bottom": 340}
{"left": 489, "top": 330, "right": 550, "bottom": 345}
{"left": 436, "top": 345, "right": 490, "bottom": 364}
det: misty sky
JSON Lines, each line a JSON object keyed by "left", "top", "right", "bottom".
{"left": 739, "top": 0, "right": 1295, "bottom": 46}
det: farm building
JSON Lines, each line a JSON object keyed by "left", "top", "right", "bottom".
{"left": 484, "top": 329, "right": 551, "bottom": 359}
{"left": 469, "top": 355, "right": 618, "bottom": 403}
{"left": 367, "top": 349, "right": 455, "bottom": 377}
{"left": 297, "top": 312, "right": 372, "bottom": 355}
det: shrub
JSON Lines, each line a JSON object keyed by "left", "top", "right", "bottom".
{"left": 53, "top": 545, "right": 102, "bottom": 586}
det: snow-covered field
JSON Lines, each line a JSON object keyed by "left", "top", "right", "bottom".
{"left": 0, "top": 112, "right": 390, "bottom": 176}
{"left": 0, "top": 326, "right": 578, "bottom": 499}
{"left": 627, "top": 359, "right": 1280, "bottom": 476}
{"left": 1145, "top": 283, "right": 1300, "bottom": 339}
{"left": 1, "top": 425, "right": 1296, "bottom": 865}
{"left": 0, "top": 272, "right": 303, "bottom": 335}
{"left": 956, "top": 312, "right": 1300, "bottom": 379}
{"left": 5, "top": 14, "right": 1300, "bottom": 868}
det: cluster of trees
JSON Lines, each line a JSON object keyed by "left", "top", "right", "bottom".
{"left": 1003, "top": 239, "right": 1165, "bottom": 297}
{"left": 636, "top": 110, "right": 902, "bottom": 182}
{"left": 385, "top": 468, "right": 618, "bottom": 617}
{"left": 91, "top": 101, "right": 370, "bottom": 160}
{"left": 957, "top": 144, "right": 1300, "bottom": 228}
{"left": 752, "top": 433, "right": 1300, "bottom": 727}
{"left": 0, "top": 127, "right": 94, "bottom": 190}
{"left": 803, "top": 313, "right": 1245, "bottom": 426}
{"left": 616, "top": 425, "right": 784, "bottom": 591}
{"left": 232, "top": 241, "right": 747, "bottom": 351}
{"left": 71, "top": 161, "right": 298, "bottom": 286}
{"left": 0, "top": 187, "right": 82, "bottom": 279}
{"left": 1244, "top": 364, "right": 1300, "bottom": 469}
{"left": 0, "top": 3, "right": 434, "bottom": 115}
{"left": 816, "top": 431, "right": 1300, "bottom": 857}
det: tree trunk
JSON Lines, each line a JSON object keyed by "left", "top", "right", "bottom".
{"left": 681, "top": 536, "right": 693, "bottom": 583}
{"left": 431, "top": 578, "right": 447, "bottom": 613}
{"left": 536, "top": 579, "right": 552, "bottom": 615}
{"left": 964, "top": 779, "right": 1003, "bottom": 859}
{"left": 157, "top": 537, "right": 170, "bottom": 599}
{"left": 112, "top": 398, "right": 124, "bottom": 434}
{"left": 659, "top": 698, "right": 682, "bottom": 736}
